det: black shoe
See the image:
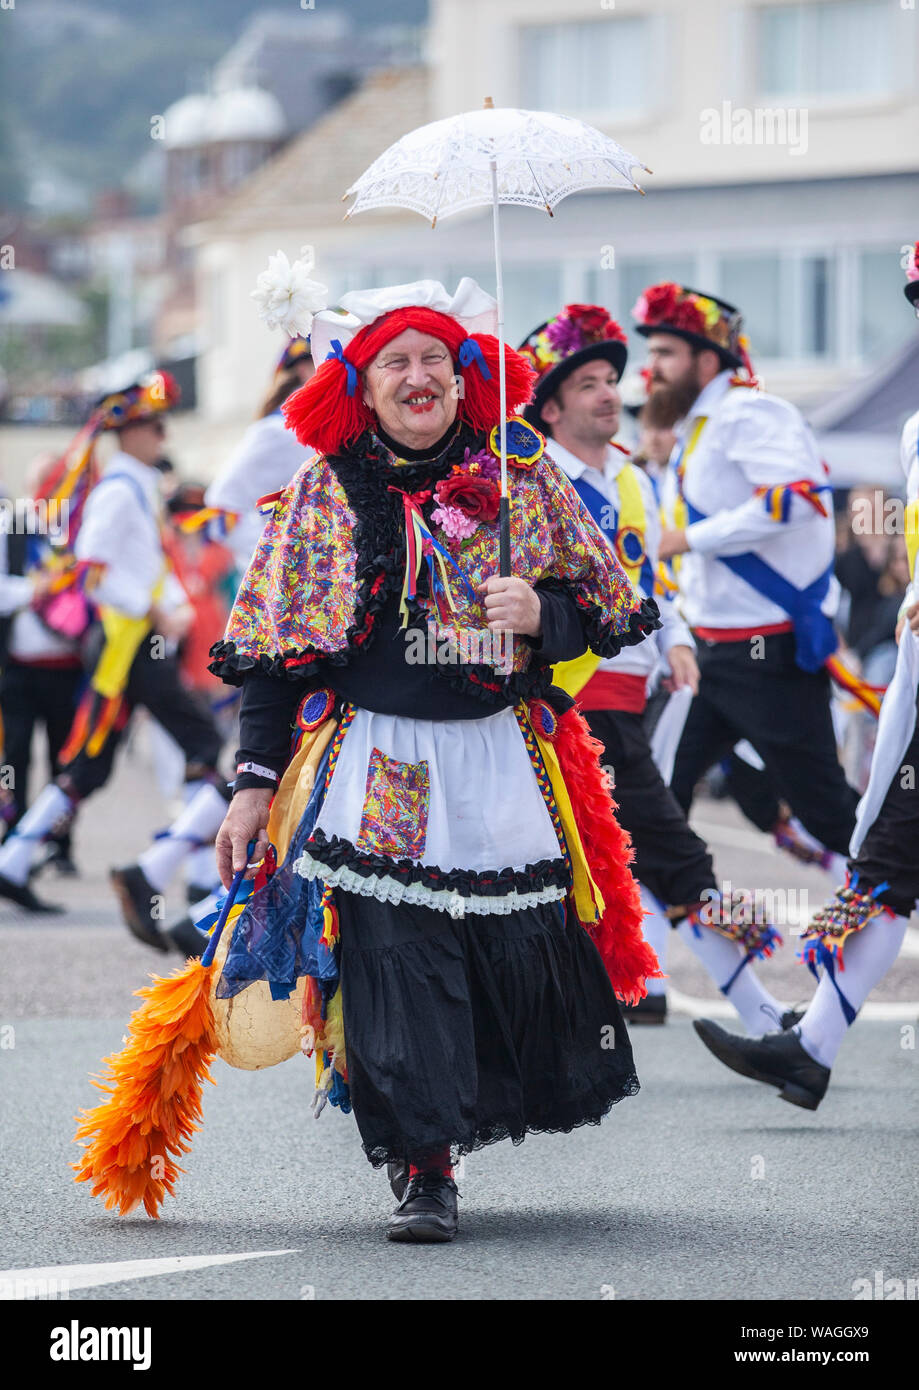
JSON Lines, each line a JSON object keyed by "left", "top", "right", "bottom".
{"left": 0, "top": 870, "right": 63, "bottom": 914}
{"left": 387, "top": 1159, "right": 409, "bottom": 1203}
{"left": 32, "top": 839, "right": 78, "bottom": 879}
{"left": 758, "top": 1002, "right": 807, "bottom": 1032}
{"left": 387, "top": 1172, "right": 459, "bottom": 1243}
{"left": 623, "top": 993, "right": 667, "bottom": 1026}
{"left": 166, "top": 914, "right": 208, "bottom": 958}
{"left": 693, "top": 1018, "right": 830, "bottom": 1110}
{"left": 110, "top": 865, "right": 169, "bottom": 953}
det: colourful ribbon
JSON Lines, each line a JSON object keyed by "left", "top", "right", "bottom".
{"left": 458, "top": 337, "right": 491, "bottom": 380}
{"left": 325, "top": 339, "right": 357, "bottom": 396}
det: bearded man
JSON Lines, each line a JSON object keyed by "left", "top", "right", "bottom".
{"left": 635, "top": 283, "right": 859, "bottom": 869}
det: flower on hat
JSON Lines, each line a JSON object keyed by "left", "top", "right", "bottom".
{"left": 632, "top": 282, "right": 681, "bottom": 326}
{"left": 251, "top": 248, "right": 328, "bottom": 337}
{"left": 669, "top": 298, "right": 707, "bottom": 334}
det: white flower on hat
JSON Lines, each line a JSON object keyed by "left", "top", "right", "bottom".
{"left": 251, "top": 248, "right": 328, "bottom": 337}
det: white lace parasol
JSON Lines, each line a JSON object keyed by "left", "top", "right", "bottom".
{"left": 343, "top": 105, "right": 649, "bottom": 225}
{"left": 344, "top": 102, "right": 651, "bottom": 575}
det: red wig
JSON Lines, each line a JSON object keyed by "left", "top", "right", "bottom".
{"left": 282, "top": 306, "right": 535, "bottom": 457}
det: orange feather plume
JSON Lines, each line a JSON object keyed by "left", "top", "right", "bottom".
{"left": 72, "top": 960, "right": 218, "bottom": 1219}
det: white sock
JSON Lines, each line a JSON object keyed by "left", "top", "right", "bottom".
{"left": 797, "top": 913, "right": 910, "bottom": 1069}
{"left": 0, "top": 784, "right": 73, "bottom": 884}
{"left": 639, "top": 884, "right": 670, "bottom": 996}
{"left": 137, "top": 781, "right": 227, "bottom": 892}
{"left": 185, "top": 844, "right": 219, "bottom": 892}
{"left": 676, "top": 918, "right": 785, "bottom": 1034}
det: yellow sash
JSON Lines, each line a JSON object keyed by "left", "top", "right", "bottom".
{"left": 905, "top": 499, "right": 919, "bottom": 582}
{"left": 554, "top": 460, "right": 648, "bottom": 698}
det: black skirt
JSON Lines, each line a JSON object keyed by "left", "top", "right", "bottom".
{"left": 337, "top": 891, "right": 639, "bottom": 1167}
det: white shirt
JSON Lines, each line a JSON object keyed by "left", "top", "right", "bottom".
{"left": 663, "top": 370, "right": 839, "bottom": 631}
{"left": 75, "top": 451, "right": 186, "bottom": 619}
{"left": 548, "top": 438, "right": 693, "bottom": 680}
{"left": 205, "top": 413, "right": 309, "bottom": 573}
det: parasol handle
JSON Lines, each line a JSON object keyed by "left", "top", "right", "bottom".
{"left": 499, "top": 496, "right": 511, "bottom": 578}
{"left": 200, "top": 840, "right": 256, "bottom": 968}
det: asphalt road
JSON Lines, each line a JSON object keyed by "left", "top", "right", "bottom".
{"left": 1, "top": 723, "right": 917, "bottom": 1301}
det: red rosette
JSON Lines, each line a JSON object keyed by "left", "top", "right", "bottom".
{"left": 640, "top": 282, "right": 681, "bottom": 323}
{"left": 433, "top": 471, "right": 501, "bottom": 522}
{"left": 669, "top": 299, "right": 707, "bottom": 334}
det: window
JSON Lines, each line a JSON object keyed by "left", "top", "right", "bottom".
{"left": 593, "top": 257, "right": 696, "bottom": 328}
{"left": 800, "top": 255, "right": 833, "bottom": 357}
{"left": 858, "top": 249, "right": 915, "bottom": 362}
{"left": 518, "top": 18, "right": 652, "bottom": 118}
{"left": 719, "top": 254, "right": 782, "bottom": 358}
{"left": 757, "top": 1, "right": 894, "bottom": 101}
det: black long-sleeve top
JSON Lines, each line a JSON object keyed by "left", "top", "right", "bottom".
{"left": 233, "top": 582, "right": 589, "bottom": 792}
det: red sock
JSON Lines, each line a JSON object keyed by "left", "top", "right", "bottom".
{"left": 408, "top": 1145, "right": 453, "bottom": 1178}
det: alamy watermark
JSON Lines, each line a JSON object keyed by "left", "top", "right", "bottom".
{"left": 698, "top": 881, "right": 808, "bottom": 930}
{"left": 700, "top": 101, "right": 808, "bottom": 157}
{"left": 404, "top": 618, "right": 513, "bottom": 675}
{"left": 0, "top": 498, "right": 69, "bottom": 543}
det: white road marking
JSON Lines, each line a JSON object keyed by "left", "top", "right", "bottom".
{"left": 667, "top": 987, "right": 919, "bottom": 1023}
{"left": 0, "top": 1249, "right": 301, "bottom": 1296}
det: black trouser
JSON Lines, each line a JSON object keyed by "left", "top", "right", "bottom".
{"left": 585, "top": 707, "right": 716, "bottom": 911}
{"left": 61, "top": 640, "right": 225, "bottom": 801}
{"left": 850, "top": 694, "right": 919, "bottom": 916}
{"left": 671, "top": 632, "right": 859, "bottom": 856}
{"left": 0, "top": 661, "right": 83, "bottom": 825}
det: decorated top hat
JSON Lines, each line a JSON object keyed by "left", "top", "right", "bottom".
{"left": 517, "top": 304, "right": 628, "bottom": 429}
{"left": 632, "top": 282, "right": 746, "bottom": 370}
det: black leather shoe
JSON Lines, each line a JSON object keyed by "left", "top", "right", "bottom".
{"left": 387, "top": 1159, "right": 409, "bottom": 1202}
{"left": 693, "top": 1018, "right": 830, "bottom": 1110}
{"left": 0, "top": 871, "right": 63, "bottom": 914}
{"left": 623, "top": 993, "right": 667, "bottom": 1025}
{"left": 387, "top": 1172, "right": 459, "bottom": 1243}
{"left": 166, "top": 914, "right": 208, "bottom": 958}
{"left": 110, "top": 865, "right": 169, "bottom": 952}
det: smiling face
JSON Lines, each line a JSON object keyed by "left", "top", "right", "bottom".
{"left": 540, "top": 356, "right": 622, "bottom": 448}
{"left": 361, "top": 328, "right": 459, "bottom": 451}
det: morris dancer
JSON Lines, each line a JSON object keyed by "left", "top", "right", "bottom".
{"left": 519, "top": 303, "right": 793, "bottom": 1032}
{"left": 0, "top": 375, "right": 230, "bottom": 948}
{"left": 210, "top": 277, "right": 662, "bottom": 1242}
{"left": 634, "top": 282, "right": 860, "bottom": 854}
{"left": 692, "top": 248, "right": 919, "bottom": 1108}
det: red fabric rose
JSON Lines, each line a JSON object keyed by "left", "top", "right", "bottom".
{"left": 669, "top": 299, "right": 707, "bottom": 334}
{"left": 603, "top": 320, "right": 627, "bottom": 343}
{"left": 641, "top": 282, "right": 681, "bottom": 323}
{"left": 566, "top": 304, "right": 610, "bottom": 338}
{"left": 434, "top": 471, "right": 501, "bottom": 521}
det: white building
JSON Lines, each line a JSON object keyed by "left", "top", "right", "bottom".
{"left": 192, "top": 0, "right": 919, "bottom": 478}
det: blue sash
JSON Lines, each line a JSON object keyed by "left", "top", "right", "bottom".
{"left": 573, "top": 473, "right": 654, "bottom": 596}
{"left": 683, "top": 496, "right": 836, "bottom": 672}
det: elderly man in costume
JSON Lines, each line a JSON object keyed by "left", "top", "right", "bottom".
{"left": 518, "top": 304, "right": 794, "bottom": 1035}
{"left": 692, "top": 247, "right": 919, "bottom": 1110}
{"left": 0, "top": 375, "right": 231, "bottom": 947}
{"left": 209, "top": 278, "right": 662, "bottom": 1242}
